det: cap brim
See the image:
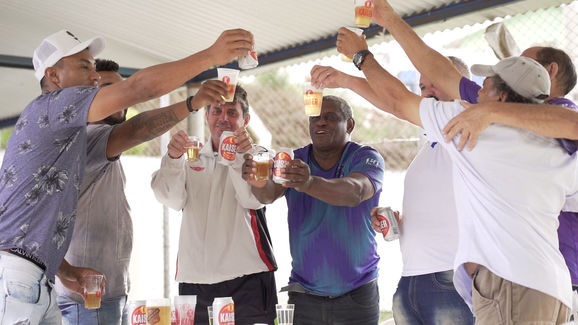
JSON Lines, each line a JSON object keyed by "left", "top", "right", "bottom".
{"left": 471, "top": 64, "right": 496, "bottom": 77}
{"left": 64, "top": 36, "right": 105, "bottom": 59}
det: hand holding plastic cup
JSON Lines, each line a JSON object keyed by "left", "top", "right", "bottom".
{"left": 174, "top": 295, "right": 196, "bottom": 325}
{"left": 82, "top": 274, "right": 103, "bottom": 309}
{"left": 341, "top": 27, "right": 364, "bottom": 61}
{"left": 217, "top": 68, "right": 240, "bottom": 102}
{"left": 303, "top": 83, "right": 323, "bottom": 116}
{"left": 354, "top": 0, "right": 374, "bottom": 28}
{"left": 276, "top": 304, "right": 295, "bottom": 325}
{"left": 184, "top": 136, "right": 201, "bottom": 163}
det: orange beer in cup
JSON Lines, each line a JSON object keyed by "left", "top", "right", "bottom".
{"left": 304, "top": 83, "right": 323, "bottom": 116}
{"left": 82, "top": 274, "right": 103, "bottom": 309}
{"left": 354, "top": 0, "right": 374, "bottom": 28}
{"left": 217, "top": 68, "right": 240, "bottom": 102}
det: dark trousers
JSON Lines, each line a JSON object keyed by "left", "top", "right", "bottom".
{"left": 288, "top": 280, "right": 380, "bottom": 325}
{"left": 179, "top": 271, "right": 277, "bottom": 325}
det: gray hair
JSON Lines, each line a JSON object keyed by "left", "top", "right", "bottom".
{"left": 323, "top": 95, "right": 353, "bottom": 120}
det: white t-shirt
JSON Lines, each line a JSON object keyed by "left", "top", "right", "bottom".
{"left": 419, "top": 97, "right": 578, "bottom": 308}
{"left": 401, "top": 141, "right": 459, "bottom": 276}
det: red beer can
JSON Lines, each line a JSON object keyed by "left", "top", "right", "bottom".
{"left": 272, "top": 148, "right": 294, "bottom": 184}
{"left": 375, "top": 207, "right": 400, "bottom": 241}
{"left": 218, "top": 131, "right": 237, "bottom": 166}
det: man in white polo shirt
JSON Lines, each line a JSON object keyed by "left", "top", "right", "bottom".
{"left": 337, "top": 30, "right": 577, "bottom": 324}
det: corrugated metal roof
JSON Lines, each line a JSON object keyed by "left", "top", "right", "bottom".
{"left": 0, "top": 0, "right": 573, "bottom": 123}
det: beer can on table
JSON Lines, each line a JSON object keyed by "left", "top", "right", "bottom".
{"left": 272, "top": 148, "right": 294, "bottom": 184}
{"left": 218, "top": 131, "right": 237, "bottom": 166}
{"left": 212, "top": 297, "right": 235, "bottom": 325}
{"left": 238, "top": 50, "right": 259, "bottom": 70}
{"left": 127, "top": 300, "right": 147, "bottom": 325}
{"left": 375, "top": 207, "right": 400, "bottom": 241}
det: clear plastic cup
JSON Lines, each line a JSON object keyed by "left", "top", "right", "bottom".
{"left": 303, "top": 83, "right": 323, "bottom": 116}
{"left": 354, "top": 0, "right": 374, "bottom": 28}
{"left": 217, "top": 68, "right": 240, "bottom": 102}
{"left": 174, "top": 295, "right": 196, "bottom": 325}
{"left": 276, "top": 304, "right": 295, "bottom": 325}
{"left": 82, "top": 274, "right": 103, "bottom": 309}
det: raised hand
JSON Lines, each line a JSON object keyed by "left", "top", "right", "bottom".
{"left": 235, "top": 127, "right": 253, "bottom": 153}
{"left": 336, "top": 27, "right": 368, "bottom": 60}
{"left": 167, "top": 130, "right": 190, "bottom": 159}
{"left": 190, "top": 80, "right": 227, "bottom": 110}
{"left": 310, "top": 65, "right": 349, "bottom": 89}
{"left": 207, "top": 29, "right": 254, "bottom": 66}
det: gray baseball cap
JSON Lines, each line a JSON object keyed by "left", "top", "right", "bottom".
{"left": 33, "top": 30, "right": 105, "bottom": 81}
{"left": 471, "top": 56, "right": 550, "bottom": 102}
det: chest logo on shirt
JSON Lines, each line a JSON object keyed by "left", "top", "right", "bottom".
{"left": 189, "top": 166, "right": 205, "bottom": 171}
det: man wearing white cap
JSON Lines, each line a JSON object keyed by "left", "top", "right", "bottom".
{"left": 0, "top": 28, "right": 253, "bottom": 324}
{"left": 338, "top": 31, "right": 577, "bottom": 323}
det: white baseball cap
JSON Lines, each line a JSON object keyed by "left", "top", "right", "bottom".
{"left": 32, "top": 30, "right": 105, "bottom": 81}
{"left": 471, "top": 56, "right": 550, "bottom": 102}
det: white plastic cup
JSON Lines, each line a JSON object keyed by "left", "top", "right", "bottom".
{"left": 146, "top": 298, "right": 171, "bottom": 325}
{"left": 275, "top": 304, "right": 295, "bottom": 325}
{"left": 174, "top": 295, "right": 196, "bottom": 325}
{"left": 303, "top": 83, "right": 323, "bottom": 116}
{"left": 217, "top": 68, "right": 240, "bottom": 102}
{"left": 354, "top": 0, "right": 374, "bottom": 28}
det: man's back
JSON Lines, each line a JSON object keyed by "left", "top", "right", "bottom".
{"left": 420, "top": 97, "right": 578, "bottom": 308}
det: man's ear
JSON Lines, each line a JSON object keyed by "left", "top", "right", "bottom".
{"left": 347, "top": 118, "right": 355, "bottom": 134}
{"left": 243, "top": 113, "right": 251, "bottom": 127}
{"left": 45, "top": 67, "right": 60, "bottom": 87}
{"left": 498, "top": 91, "right": 509, "bottom": 102}
{"left": 546, "top": 62, "right": 559, "bottom": 82}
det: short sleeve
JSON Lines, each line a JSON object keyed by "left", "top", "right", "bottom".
{"left": 459, "top": 77, "right": 481, "bottom": 104}
{"left": 349, "top": 146, "right": 385, "bottom": 194}
{"left": 47, "top": 86, "right": 98, "bottom": 129}
{"left": 419, "top": 98, "right": 465, "bottom": 147}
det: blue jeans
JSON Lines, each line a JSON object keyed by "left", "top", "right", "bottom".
{"left": 288, "top": 280, "right": 380, "bottom": 325}
{"left": 0, "top": 251, "right": 62, "bottom": 325}
{"left": 58, "top": 295, "right": 128, "bottom": 325}
{"left": 392, "top": 270, "right": 474, "bottom": 325}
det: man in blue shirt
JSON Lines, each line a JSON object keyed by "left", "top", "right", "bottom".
{"left": 242, "top": 95, "right": 385, "bottom": 324}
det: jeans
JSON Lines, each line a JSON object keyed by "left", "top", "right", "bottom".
{"left": 287, "top": 280, "right": 380, "bottom": 325}
{"left": 0, "top": 251, "right": 62, "bottom": 325}
{"left": 393, "top": 270, "right": 474, "bottom": 325}
{"left": 58, "top": 295, "right": 128, "bottom": 325}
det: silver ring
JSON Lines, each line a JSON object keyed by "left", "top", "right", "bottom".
{"left": 325, "top": 71, "right": 330, "bottom": 76}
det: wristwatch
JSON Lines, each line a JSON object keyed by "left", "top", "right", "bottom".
{"left": 353, "top": 50, "right": 372, "bottom": 70}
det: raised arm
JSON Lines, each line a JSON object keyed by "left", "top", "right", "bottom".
{"left": 371, "top": 0, "right": 463, "bottom": 99}
{"left": 443, "top": 101, "right": 578, "bottom": 151}
{"left": 337, "top": 28, "right": 423, "bottom": 126}
{"left": 310, "top": 65, "right": 392, "bottom": 110}
{"left": 105, "top": 80, "right": 226, "bottom": 158}
{"left": 88, "top": 29, "right": 253, "bottom": 122}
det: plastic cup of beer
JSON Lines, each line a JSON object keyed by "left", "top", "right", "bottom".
{"left": 252, "top": 147, "right": 273, "bottom": 182}
{"left": 354, "top": 0, "right": 374, "bottom": 28}
{"left": 146, "top": 298, "right": 171, "bottom": 325}
{"left": 82, "top": 274, "right": 103, "bottom": 309}
{"left": 174, "top": 295, "right": 196, "bottom": 325}
{"left": 303, "top": 83, "right": 323, "bottom": 116}
{"left": 276, "top": 304, "right": 295, "bottom": 325}
{"left": 207, "top": 306, "right": 214, "bottom": 325}
{"left": 341, "top": 27, "right": 364, "bottom": 61}
{"left": 217, "top": 68, "right": 240, "bottom": 102}
{"left": 184, "top": 136, "right": 201, "bottom": 163}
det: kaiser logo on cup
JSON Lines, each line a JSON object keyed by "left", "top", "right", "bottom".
{"left": 219, "top": 131, "right": 237, "bottom": 165}
{"left": 222, "top": 76, "right": 231, "bottom": 84}
{"left": 218, "top": 303, "right": 235, "bottom": 325}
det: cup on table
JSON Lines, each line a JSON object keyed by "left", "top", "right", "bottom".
{"left": 217, "top": 68, "right": 240, "bottom": 102}
{"left": 341, "top": 27, "right": 364, "bottom": 62}
{"left": 354, "top": 0, "right": 374, "bottom": 28}
{"left": 207, "top": 306, "right": 214, "bottom": 325}
{"left": 82, "top": 274, "right": 103, "bottom": 309}
{"left": 146, "top": 298, "right": 171, "bottom": 325}
{"left": 276, "top": 304, "right": 295, "bottom": 325}
{"left": 303, "top": 83, "right": 323, "bottom": 116}
{"left": 252, "top": 146, "right": 274, "bottom": 181}
{"left": 174, "top": 295, "right": 196, "bottom": 325}
{"left": 184, "top": 136, "right": 201, "bottom": 163}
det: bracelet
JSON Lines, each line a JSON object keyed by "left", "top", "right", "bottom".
{"left": 186, "top": 96, "right": 197, "bottom": 113}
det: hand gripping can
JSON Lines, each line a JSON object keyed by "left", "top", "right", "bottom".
{"left": 218, "top": 131, "right": 237, "bottom": 166}
{"left": 127, "top": 300, "right": 147, "bottom": 325}
{"left": 376, "top": 207, "right": 400, "bottom": 241}
{"left": 272, "top": 148, "right": 294, "bottom": 184}
{"left": 212, "top": 297, "right": 235, "bottom": 325}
